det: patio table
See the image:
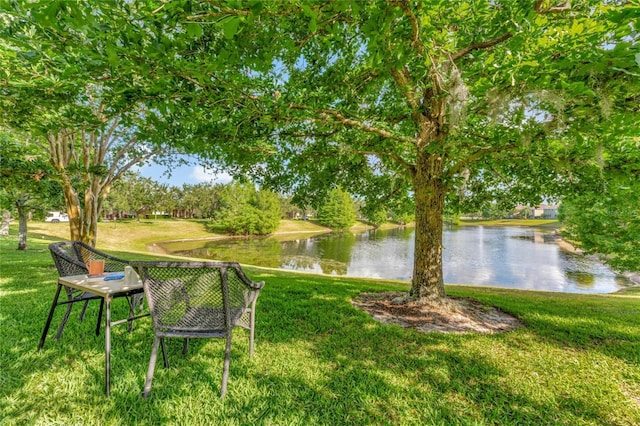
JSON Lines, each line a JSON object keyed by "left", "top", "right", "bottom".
{"left": 39, "top": 273, "right": 147, "bottom": 396}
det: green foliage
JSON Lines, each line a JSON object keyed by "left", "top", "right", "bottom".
{"left": 390, "top": 210, "right": 415, "bottom": 226}
{"left": 560, "top": 139, "right": 640, "bottom": 272}
{"left": 0, "top": 131, "right": 60, "bottom": 212}
{"left": 278, "top": 195, "right": 306, "bottom": 220}
{"left": 482, "top": 203, "right": 511, "bottom": 220}
{"left": 317, "top": 188, "right": 356, "bottom": 231}
{"left": 209, "top": 183, "right": 281, "bottom": 235}
{"left": 179, "top": 183, "right": 225, "bottom": 219}
{"left": 0, "top": 2, "right": 179, "bottom": 244}
{"left": 518, "top": 207, "right": 533, "bottom": 219}
{"left": 0, "top": 130, "right": 62, "bottom": 248}
{"left": 443, "top": 213, "right": 461, "bottom": 226}
{"left": 107, "top": 174, "right": 162, "bottom": 220}
{"left": 363, "top": 208, "right": 388, "bottom": 228}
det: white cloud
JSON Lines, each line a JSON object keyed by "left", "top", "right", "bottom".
{"left": 189, "top": 166, "right": 233, "bottom": 184}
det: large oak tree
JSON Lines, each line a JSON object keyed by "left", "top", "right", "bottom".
{"left": 140, "top": 1, "right": 637, "bottom": 302}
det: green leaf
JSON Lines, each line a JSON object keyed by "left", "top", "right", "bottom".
{"left": 106, "top": 45, "right": 118, "bottom": 66}
{"left": 186, "top": 23, "right": 203, "bottom": 38}
{"left": 223, "top": 17, "right": 241, "bottom": 40}
{"left": 301, "top": 4, "right": 313, "bottom": 17}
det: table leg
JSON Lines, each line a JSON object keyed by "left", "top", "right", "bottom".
{"left": 105, "top": 296, "right": 111, "bottom": 396}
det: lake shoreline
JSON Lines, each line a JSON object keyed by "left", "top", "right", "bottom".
{"left": 148, "top": 220, "right": 640, "bottom": 289}
{"left": 147, "top": 222, "right": 414, "bottom": 255}
{"left": 553, "top": 234, "right": 640, "bottom": 287}
{"left": 154, "top": 224, "right": 634, "bottom": 293}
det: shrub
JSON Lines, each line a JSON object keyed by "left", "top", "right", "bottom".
{"left": 317, "top": 188, "right": 356, "bottom": 230}
{"left": 209, "top": 183, "right": 281, "bottom": 235}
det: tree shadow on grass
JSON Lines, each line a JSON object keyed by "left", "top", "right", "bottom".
{"left": 2, "top": 247, "right": 639, "bottom": 424}
{"left": 239, "top": 273, "right": 640, "bottom": 424}
{"left": 447, "top": 286, "right": 640, "bottom": 365}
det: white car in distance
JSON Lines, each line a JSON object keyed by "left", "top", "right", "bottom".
{"left": 44, "top": 212, "right": 69, "bottom": 223}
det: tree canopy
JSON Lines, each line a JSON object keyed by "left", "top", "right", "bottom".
{"left": 209, "top": 183, "right": 282, "bottom": 235}
{"left": 559, "top": 135, "right": 640, "bottom": 273}
{"left": 141, "top": 0, "right": 638, "bottom": 301}
{"left": 0, "top": 3, "right": 177, "bottom": 245}
{"left": 1, "top": 1, "right": 638, "bottom": 301}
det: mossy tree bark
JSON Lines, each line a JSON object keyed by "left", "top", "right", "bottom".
{"left": 410, "top": 150, "right": 446, "bottom": 301}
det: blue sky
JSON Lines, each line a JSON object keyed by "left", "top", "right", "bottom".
{"left": 134, "top": 155, "right": 233, "bottom": 187}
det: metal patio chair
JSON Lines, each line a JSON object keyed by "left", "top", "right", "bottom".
{"left": 38, "top": 241, "right": 143, "bottom": 350}
{"left": 131, "top": 261, "right": 265, "bottom": 398}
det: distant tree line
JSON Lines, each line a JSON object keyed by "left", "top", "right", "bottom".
{"left": 104, "top": 174, "right": 415, "bottom": 236}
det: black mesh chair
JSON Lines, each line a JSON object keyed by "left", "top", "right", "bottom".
{"left": 38, "top": 241, "right": 142, "bottom": 350}
{"left": 131, "top": 261, "right": 265, "bottom": 398}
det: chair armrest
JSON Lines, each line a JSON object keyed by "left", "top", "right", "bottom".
{"left": 231, "top": 263, "right": 265, "bottom": 291}
{"left": 245, "top": 280, "right": 265, "bottom": 291}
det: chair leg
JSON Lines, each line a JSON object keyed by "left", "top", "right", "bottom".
{"left": 78, "top": 299, "right": 90, "bottom": 321}
{"left": 134, "top": 294, "right": 144, "bottom": 313}
{"left": 127, "top": 296, "right": 135, "bottom": 332}
{"left": 221, "top": 335, "right": 232, "bottom": 398}
{"left": 38, "top": 283, "right": 63, "bottom": 351}
{"left": 96, "top": 299, "right": 104, "bottom": 336}
{"left": 182, "top": 338, "right": 189, "bottom": 355}
{"left": 142, "top": 336, "right": 161, "bottom": 398}
{"left": 161, "top": 338, "right": 169, "bottom": 368}
{"left": 249, "top": 306, "right": 256, "bottom": 356}
{"left": 55, "top": 301, "right": 75, "bottom": 340}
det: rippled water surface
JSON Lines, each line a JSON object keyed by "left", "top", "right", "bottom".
{"left": 160, "top": 226, "right": 632, "bottom": 293}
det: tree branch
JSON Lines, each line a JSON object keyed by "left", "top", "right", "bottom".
{"left": 355, "top": 149, "right": 415, "bottom": 174}
{"left": 277, "top": 129, "right": 341, "bottom": 139}
{"left": 451, "top": 33, "right": 513, "bottom": 62}
{"left": 447, "top": 143, "right": 516, "bottom": 177}
{"left": 390, "top": 67, "right": 421, "bottom": 113}
{"left": 535, "top": 1, "right": 572, "bottom": 14}
{"left": 288, "top": 104, "right": 415, "bottom": 144}
{"left": 278, "top": 108, "right": 416, "bottom": 173}
{"left": 389, "top": 0, "right": 423, "bottom": 56}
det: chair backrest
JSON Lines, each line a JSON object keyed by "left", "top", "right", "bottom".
{"left": 72, "top": 241, "right": 130, "bottom": 273}
{"left": 48, "top": 241, "right": 131, "bottom": 277}
{"left": 132, "top": 261, "right": 264, "bottom": 334}
{"left": 49, "top": 241, "right": 89, "bottom": 277}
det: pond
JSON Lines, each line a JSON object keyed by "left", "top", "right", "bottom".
{"left": 159, "top": 226, "right": 633, "bottom": 294}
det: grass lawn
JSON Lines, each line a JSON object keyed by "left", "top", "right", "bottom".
{"left": 1, "top": 232, "right": 639, "bottom": 425}
{"left": 29, "top": 219, "right": 217, "bottom": 254}
{"left": 27, "top": 218, "right": 389, "bottom": 255}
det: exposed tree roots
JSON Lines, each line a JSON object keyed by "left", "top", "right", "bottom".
{"left": 352, "top": 292, "right": 522, "bottom": 334}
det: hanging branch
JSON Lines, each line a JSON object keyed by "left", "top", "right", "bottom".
{"left": 451, "top": 33, "right": 513, "bottom": 62}
{"left": 288, "top": 104, "right": 415, "bottom": 144}
{"left": 535, "top": 1, "right": 572, "bottom": 14}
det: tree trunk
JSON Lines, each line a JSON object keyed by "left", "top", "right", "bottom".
{"left": 82, "top": 180, "right": 101, "bottom": 248}
{"left": 0, "top": 210, "right": 10, "bottom": 236}
{"left": 410, "top": 150, "right": 446, "bottom": 302}
{"left": 59, "top": 172, "right": 108, "bottom": 247}
{"left": 16, "top": 198, "right": 28, "bottom": 250}
{"left": 61, "top": 176, "right": 84, "bottom": 243}
{"left": 46, "top": 120, "right": 160, "bottom": 248}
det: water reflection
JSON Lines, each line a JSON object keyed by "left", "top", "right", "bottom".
{"left": 160, "top": 226, "right": 632, "bottom": 294}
